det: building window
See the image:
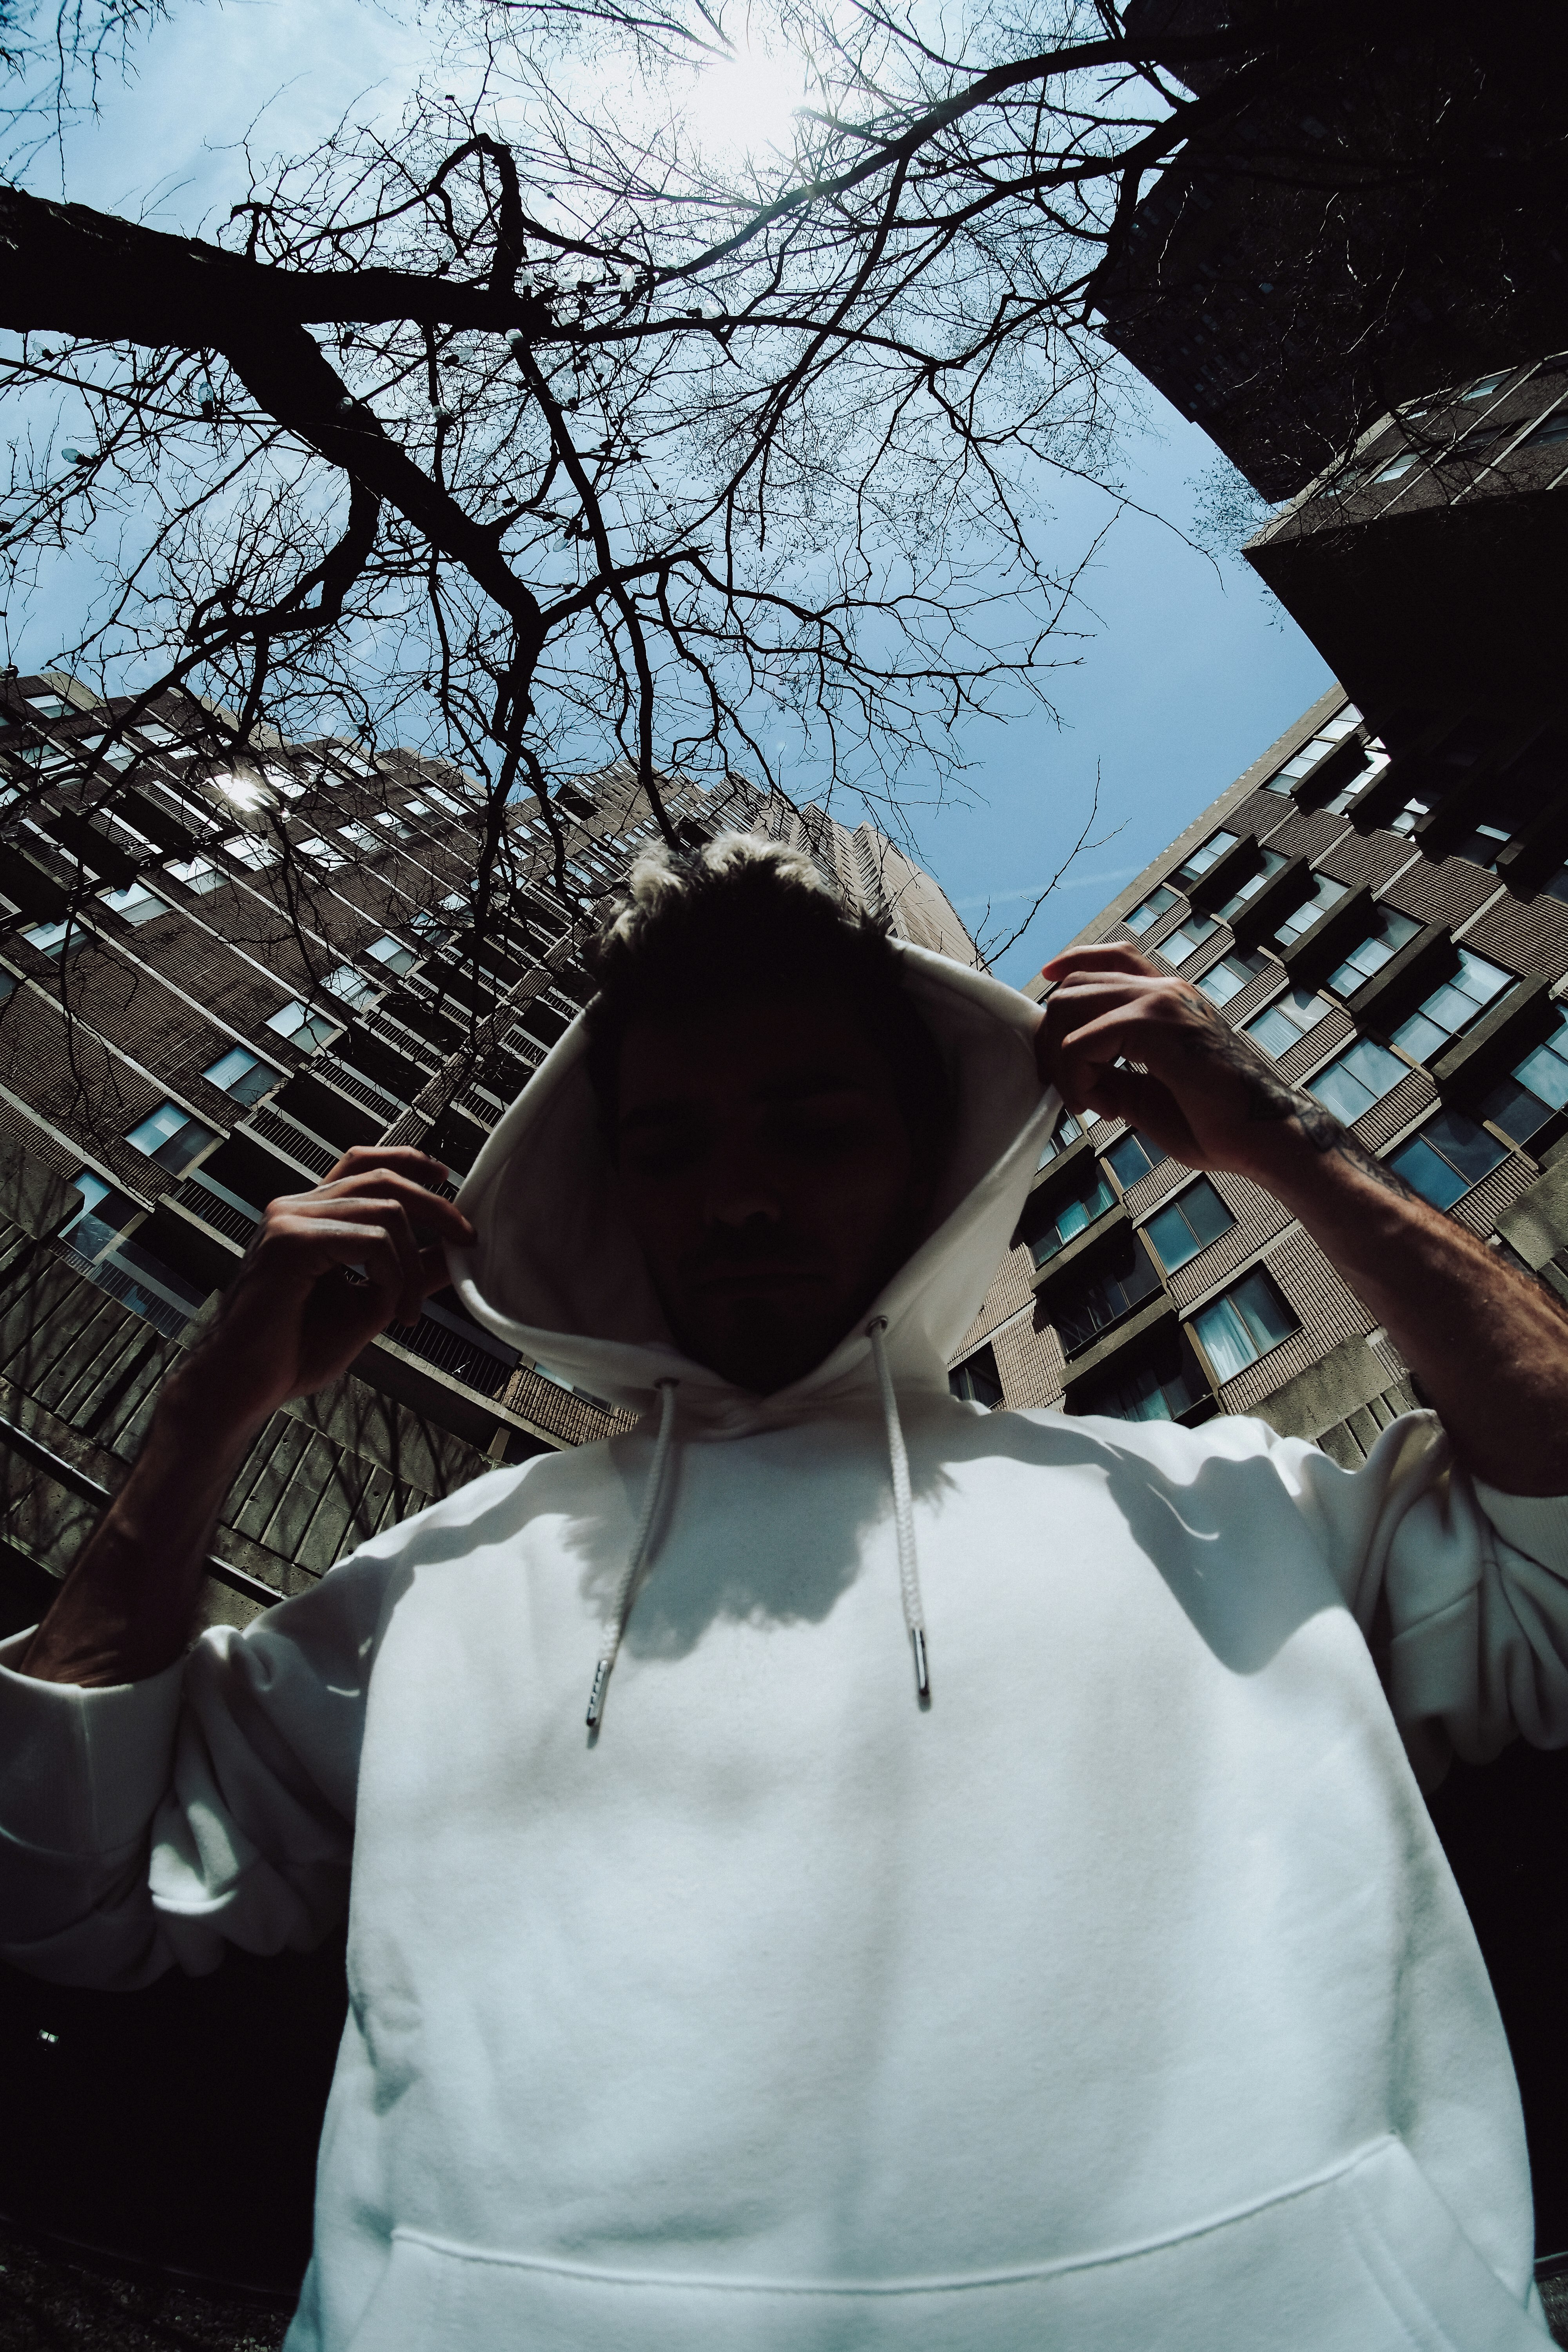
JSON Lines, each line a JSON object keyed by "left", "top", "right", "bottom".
{"left": 1071, "top": 1330, "right": 1210, "bottom": 1425}
{"left": 367, "top": 935, "right": 418, "bottom": 977}
{"left": 1460, "top": 370, "right": 1510, "bottom": 402}
{"left": 267, "top": 999, "right": 340, "bottom": 1051}
{"left": 1435, "top": 424, "right": 1505, "bottom": 466}
{"left": 1143, "top": 1176, "right": 1235, "bottom": 1272}
{"left": 1270, "top": 871, "right": 1348, "bottom": 949}
{"left": 1389, "top": 949, "right": 1512, "bottom": 1065}
{"left": 1475, "top": 1011, "right": 1568, "bottom": 1147}
{"left": 21, "top": 917, "right": 86, "bottom": 958}
{"left": 1124, "top": 884, "right": 1178, "bottom": 935}
{"left": 1215, "top": 850, "right": 1288, "bottom": 920}
{"left": 1053, "top": 1230, "right": 1162, "bottom": 1355}
{"left": 1245, "top": 987, "right": 1332, "bottom": 1059}
{"left": 1322, "top": 750, "right": 1389, "bottom": 815}
{"left": 1196, "top": 947, "right": 1270, "bottom": 1006}
{"left": 339, "top": 820, "right": 380, "bottom": 851}
{"left": 1190, "top": 1267, "right": 1298, "bottom": 1383}
{"left": 1103, "top": 1129, "right": 1167, "bottom": 1189}
{"left": 202, "top": 1045, "right": 283, "bottom": 1107}
{"left": 374, "top": 811, "right": 413, "bottom": 841}
{"left": 1310, "top": 1037, "right": 1407, "bottom": 1123}
{"left": 1264, "top": 710, "right": 1363, "bottom": 794}
{"left": 97, "top": 880, "right": 168, "bottom": 927}
{"left": 61, "top": 1169, "right": 138, "bottom": 1254}
{"left": 60, "top": 1172, "right": 208, "bottom": 1337}
{"left": 165, "top": 855, "right": 224, "bottom": 894}
{"left": 1325, "top": 904, "right": 1420, "bottom": 995}
{"left": 1387, "top": 1108, "right": 1509, "bottom": 1210}
{"left": 323, "top": 963, "right": 377, "bottom": 1008}
{"left": 295, "top": 835, "right": 347, "bottom": 871}
{"left": 1522, "top": 410, "right": 1568, "bottom": 450}
{"left": 125, "top": 1099, "right": 219, "bottom": 1174}
{"left": 26, "top": 694, "right": 74, "bottom": 720}
{"left": 1380, "top": 725, "right": 1501, "bottom": 838}
{"left": 1023, "top": 1164, "right": 1116, "bottom": 1268}
{"left": 1163, "top": 911, "right": 1220, "bottom": 964}
{"left": 1374, "top": 450, "right": 1421, "bottom": 482}
{"left": 1172, "top": 831, "right": 1239, "bottom": 890}
{"left": 949, "top": 1344, "right": 1004, "bottom": 1409}
{"left": 1037, "top": 1109, "right": 1084, "bottom": 1168}
{"left": 223, "top": 834, "right": 278, "bottom": 871}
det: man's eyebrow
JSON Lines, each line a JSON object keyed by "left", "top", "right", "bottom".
{"left": 617, "top": 1069, "right": 871, "bottom": 1132}
{"left": 755, "top": 1069, "right": 872, "bottom": 1105}
{"left": 618, "top": 1095, "right": 701, "bottom": 1134}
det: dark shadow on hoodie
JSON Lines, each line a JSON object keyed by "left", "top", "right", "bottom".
{"left": 500, "top": 1399, "right": 1366, "bottom": 1679}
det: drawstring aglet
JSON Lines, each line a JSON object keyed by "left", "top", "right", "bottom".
{"left": 910, "top": 1626, "right": 930, "bottom": 1704}
{"left": 586, "top": 1661, "right": 610, "bottom": 1731}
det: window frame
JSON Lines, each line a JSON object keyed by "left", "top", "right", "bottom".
{"left": 124, "top": 1098, "right": 220, "bottom": 1175}
{"left": 1021, "top": 1162, "right": 1118, "bottom": 1270}
{"left": 1307, "top": 1035, "right": 1408, "bottom": 1125}
{"left": 1188, "top": 1265, "right": 1299, "bottom": 1386}
{"left": 949, "top": 1344, "right": 1004, "bottom": 1409}
{"left": 1386, "top": 1107, "right": 1509, "bottom": 1211}
{"left": 1140, "top": 1175, "right": 1236, "bottom": 1274}
{"left": 202, "top": 1044, "right": 284, "bottom": 1107}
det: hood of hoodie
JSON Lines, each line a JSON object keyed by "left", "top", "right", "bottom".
{"left": 446, "top": 940, "right": 1059, "bottom": 1433}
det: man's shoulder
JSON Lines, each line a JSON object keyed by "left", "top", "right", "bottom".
{"left": 322, "top": 1439, "right": 614, "bottom": 1581}
{"left": 980, "top": 1401, "right": 1304, "bottom": 1479}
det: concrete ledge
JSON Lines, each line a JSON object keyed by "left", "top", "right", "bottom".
{"left": 1497, "top": 1161, "right": 1568, "bottom": 1272}
{"left": 0, "top": 1132, "right": 82, "bottom": 1240}
{"left": 1348, "top": 921, "right": 1454, "bottom": 1033}
{"left": 1229, "top": 853, "right": 1311, "bottom": 946}
{"left": 1246, "top": 1330, "right": 1403, "bottom": 1444}
{"left": 1029, "top": 1203, "right": 1129, "bottom": 1306}
{"left": 1280, "top": 883, "right": 1373, "bottom": 988}
{"left": 1432, "top": 975, "right": 1555, "bottom": 1094}
{"left": 1058, "top": 1294, "right": 1176, "bottom": 1390}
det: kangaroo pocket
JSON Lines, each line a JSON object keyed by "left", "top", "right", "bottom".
{"left": 343, "top": 2138, "right": 1545, "bottom": 2352}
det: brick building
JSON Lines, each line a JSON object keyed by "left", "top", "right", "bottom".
{"left": 0, "top": 672, "right": 970, "bottom": 1643}
{"left": 948, "top": 668, "right": 1568, "bottom": 1464}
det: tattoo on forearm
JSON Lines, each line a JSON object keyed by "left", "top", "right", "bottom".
{"left": 1180, "top": 992, "right": 1418, "bottom": 1201}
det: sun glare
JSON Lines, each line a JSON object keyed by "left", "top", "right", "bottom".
{"left": 683, "top": 46, "right": 808, "bottom": 164}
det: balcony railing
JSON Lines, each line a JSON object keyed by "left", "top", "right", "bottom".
{"left": 174, "top": 1176, "right": 260, "bottom": 1245}
{"left": 56, "top": 1239, "right": 202, "bottom": 1341}
{"left": 382, "top": 1311, "right": 517, "bottom": 1398}
{"left": 241, "top": 1102, "right": 339, "bottom": 1178}
{"left": 313, "top": 1052, "right": 407, "bottom": 1122}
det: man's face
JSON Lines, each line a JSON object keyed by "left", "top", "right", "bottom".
{"left": 612, "top": 991, "right": 936, "bottom": 1394}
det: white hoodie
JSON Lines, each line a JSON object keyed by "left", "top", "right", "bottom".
{"left": 3, "top": 942, "right": 1567, "bottom": 2352}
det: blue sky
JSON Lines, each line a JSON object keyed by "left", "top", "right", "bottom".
{"left": 11, "top": 0, "right": 1335, "bottom": 987}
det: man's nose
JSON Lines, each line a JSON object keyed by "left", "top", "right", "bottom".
{"left": 702, "top": 1138, "right": 783, "bottom": 1229}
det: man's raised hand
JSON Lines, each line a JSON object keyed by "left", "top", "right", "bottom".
{"left": 180, "top": 1146, "right": 477, "bottom": 1439}
{"left": 1033, "top": 944, "right": 1354, "bottom": 1188}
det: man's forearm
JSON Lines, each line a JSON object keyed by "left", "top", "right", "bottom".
{"left": 20, "top": 1369, "right": 262, "bottom": 1687}
{"left": 1253, "top": 1124, "right": 1568, "bottom": 1497}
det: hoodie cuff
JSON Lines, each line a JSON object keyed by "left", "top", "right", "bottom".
{"left": 0, "top": 1628, "right": 185, "bottom": 1856}
{"left": 1472, "top": 1485, "right": 1568, "bottom": 1579}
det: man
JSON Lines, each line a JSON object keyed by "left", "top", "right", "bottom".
{"left": 5, "top": 832, "right": 1568, "bottom": 2350}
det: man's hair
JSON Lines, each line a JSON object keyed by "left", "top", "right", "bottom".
{"left": 583, "top": 831, "right": 953, "bottom": 1167}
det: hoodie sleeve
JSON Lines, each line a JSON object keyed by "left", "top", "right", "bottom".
{"left": 0, "top": 1553, "right": 387, "bottom": 1990}
{"left": 1262, "top": 1409, "right": 1568, "bottom": 1775}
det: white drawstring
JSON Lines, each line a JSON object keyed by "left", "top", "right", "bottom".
{"left": 867, "top": 1317, "right": 929, "bottom": 1704}
{"left": 586, "top": 1377, "right": 680, "bottom": 1732}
